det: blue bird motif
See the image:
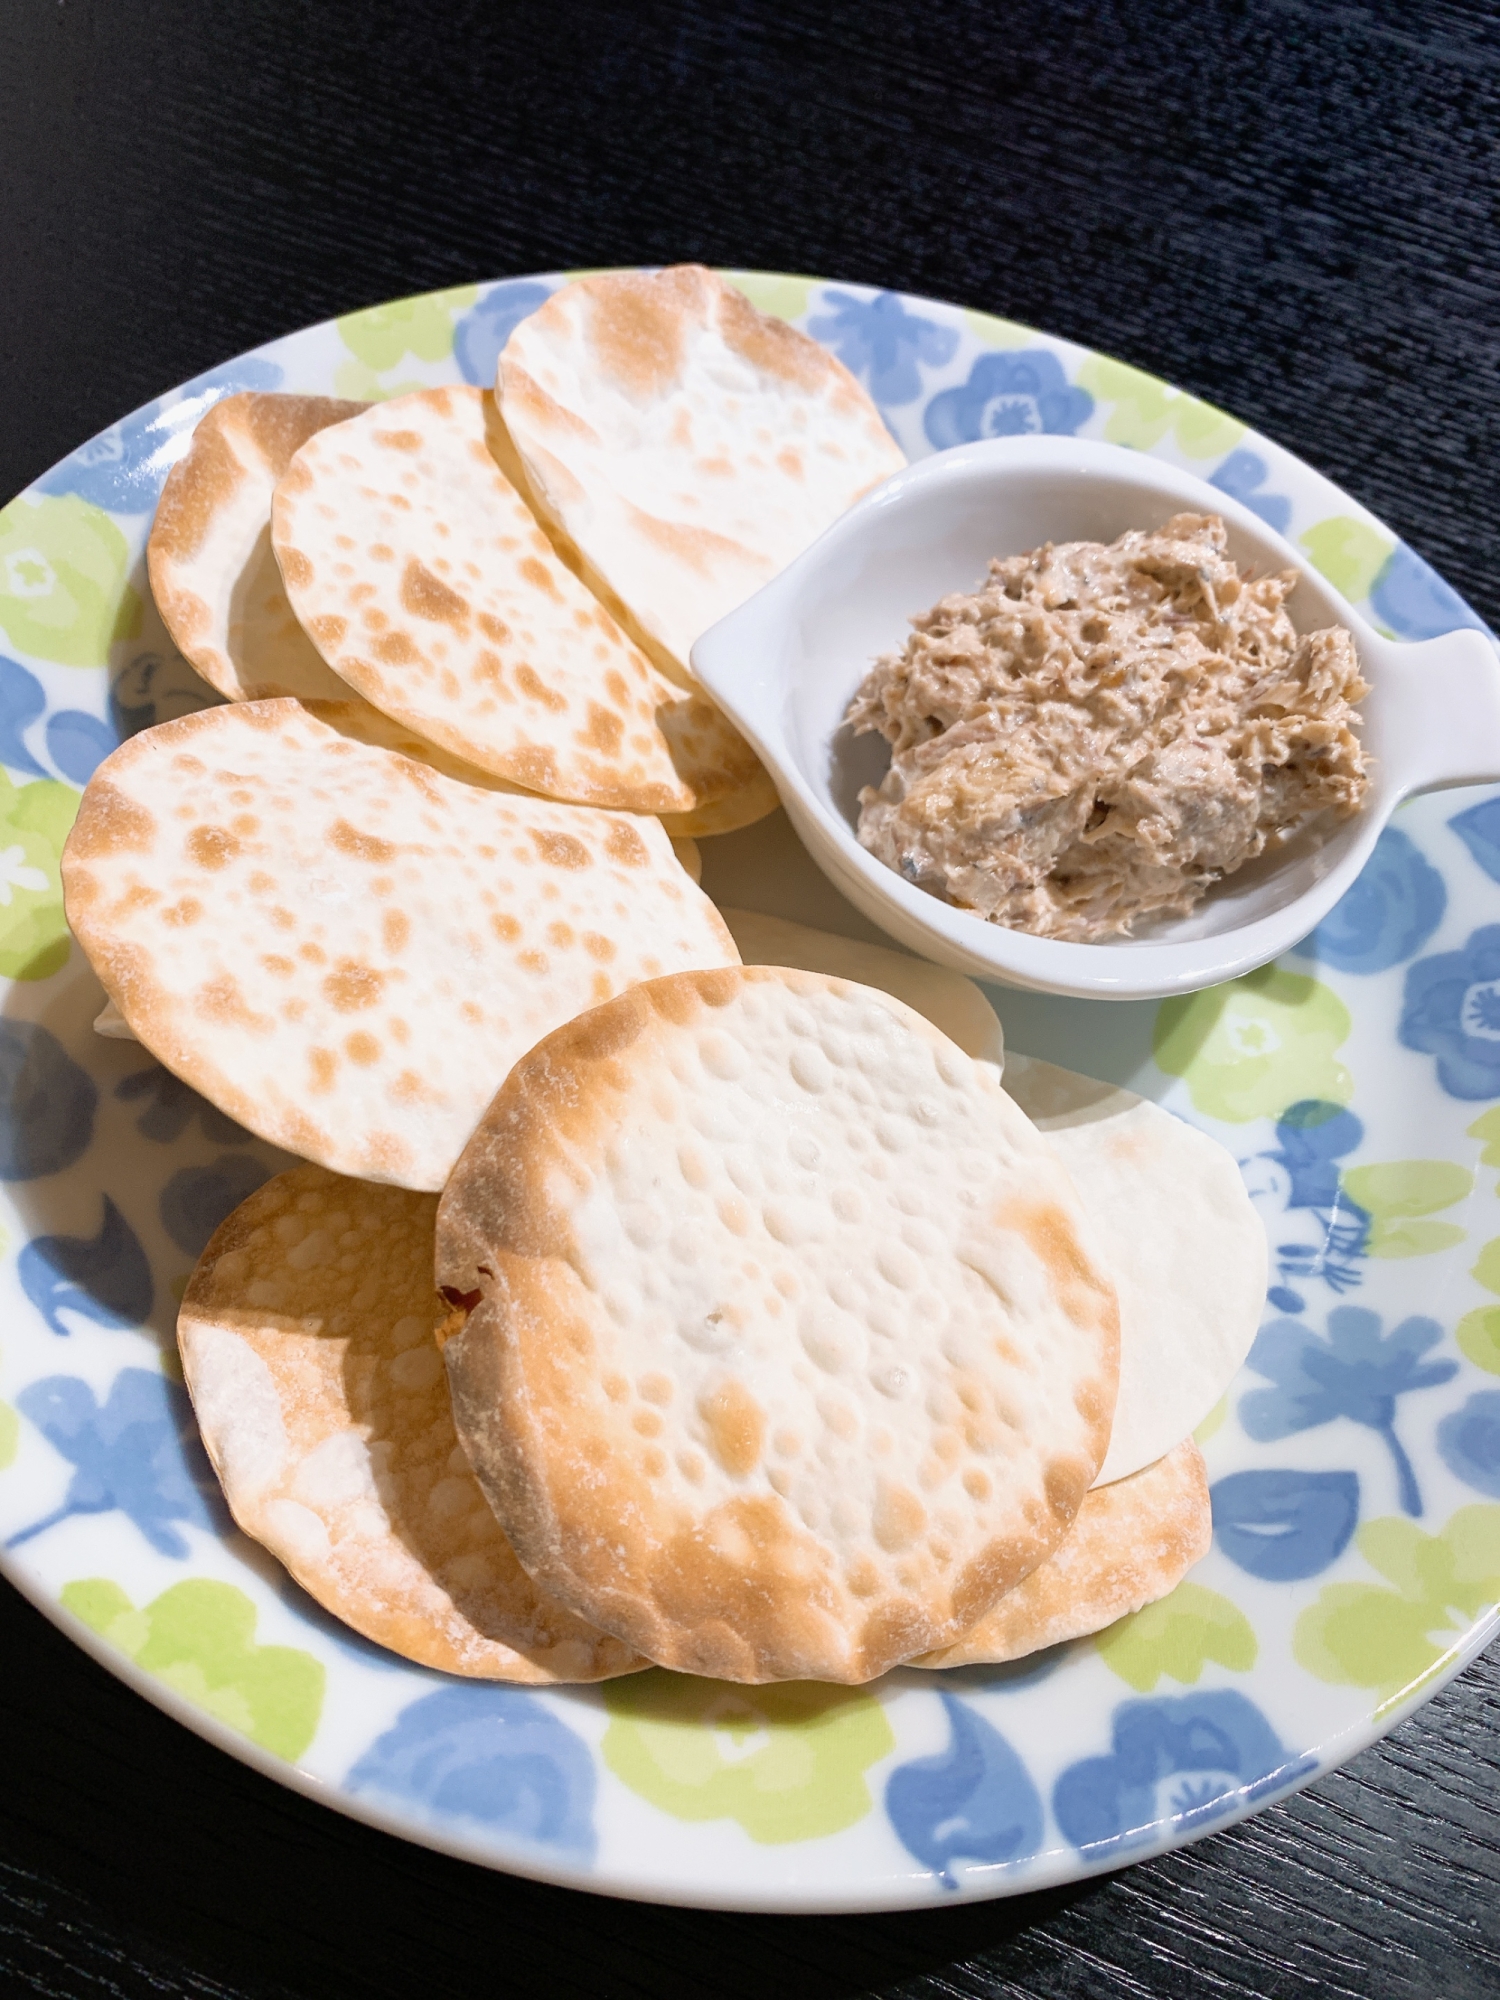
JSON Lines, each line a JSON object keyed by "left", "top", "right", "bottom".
{"left": 36, "top": 358, "right": 283, "bottom": 515}
{"left": 1369, "top": 542, "right": 1489, "bottom": 642}
{"left": 1240, "top": 1307, "right": 1457, "bottom": 1516}
{"left": 883, "top": 1693, "right": 1043, "bottom": 1889}
{"left": 45, "top": 709, "right": 117, "bottom": 786}
{"left": 18, "top": 1195, "right": 153, "bottom": 1335}
{"left": 9, "top": 1368, "right": 221, "bottom": 1557}
{"left": 1240, "top": 1099, "right": 1369, "bottom": 1312}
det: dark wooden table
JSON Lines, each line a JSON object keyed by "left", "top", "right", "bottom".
{"left": 4, "top": 2, "right": 1499, "bottom": 1992}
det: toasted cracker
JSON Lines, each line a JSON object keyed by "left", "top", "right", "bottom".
{"left": 148, "top": 393, "right": 369, "bottom": 702}
{"left": 179, "top": 1165, "right": 643, "bottom": 1681}
{"left": 436, "top": 966, "right": 1119, "bottom": 1684}
{"left": 270, "top": 386, "right": 765, "bottom": 816}
{"left": 499, "top": 266, "right": 907, "bottom": 683}
{"left": 719, "top": 906, "right": 1003, "bottom": 1066}
{"left": 656, "top": 763, "right": 782, "bottom": 839}
{"left": 912, "top": 1439, "right": 1210, "bottom": 1668}
{"left": 61, "top": 697, "right": 739, "bottom": 1191}
{"left": 1002, "top": 1055, "right": 1266, "bottom": 1485}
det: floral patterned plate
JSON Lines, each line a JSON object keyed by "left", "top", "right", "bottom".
{"left": 1, "top": 270, "right": 1498, "bottom": 1912}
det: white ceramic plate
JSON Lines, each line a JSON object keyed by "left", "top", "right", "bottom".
{"left": 0, "top": 270, "right": 1497, "bottom": 1911}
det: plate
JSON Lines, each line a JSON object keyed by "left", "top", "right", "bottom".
{"left": 0, "top": 270, "right": 1498, "bottom": 1913}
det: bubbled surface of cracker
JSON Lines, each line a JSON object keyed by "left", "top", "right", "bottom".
{"left": 498, "top": 266, "right": 908, "bottom": 683}
{"left": 436, "top": 966, "right": 1119, "bottom": 1685}
{"left": 178, "top": 1166, "right": 642, "bottom": 1681}
{"left": 720, "top": 907, "right": 1003, "bottom": 1067}
{"left": 911, "top": 1439, "right": 1211, "bottom": 1668}
{"left": 270, "top": 386, "right": 764, "bottom": 815}
{"left": 60, "top": 698, "right": 740, "bottom": 1191}
{"left": 148, "top": 393, "right": 370, "bottom": 703}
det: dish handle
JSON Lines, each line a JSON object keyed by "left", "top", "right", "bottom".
{"left": 1380, "top": 627, "right": 1500, "bottom": 796}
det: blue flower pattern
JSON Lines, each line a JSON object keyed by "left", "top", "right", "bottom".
{"left": 159, "top": 1156, "right": 273, "bottom": 1259}
{"left": 36, "top": 358, "right": 283, "bottom": 515}
{"left": 0, "top": 655, "right": 117, "bottom": 787}
{"left": 116, "top": 1065, "right": 252, "bottom": 1147}
{"left": 1209, "top": 449, "right": 1292, "bottom": 535}
{"left": 807, "top": 291, "right": 959, "bottom": 408}
{"left": 1240, "top": 1307, "right": 1457, "bottom": 1517}
{"left": 0, "top": 1023, "right": 97, "bottom": 1181}
{"left": 924, "top": 350, "right": 1093, "bottom": 450}
{"left": 1400, "top": 924, "right": 1500, "bottom": 1100}
{"left": 0, "top": 279, "right": 1498, "bottom": 1899}
{"left": 1371, "top": 542, "right": 1491, "bottom": 642}
{"left": 1052, "top": 1691, "right": 1312, "bottom": 1856}
{"left": 1303, "top": 827, "right": 1446, "bottom": 975}
{"left": 10, "top": 1368, "right": 222, "bottom": 1557}
{"left": 347, "top": 1684, "right": 596, "bottom": 1861}
{"left": 884, "top": 1694, "right": 1043, "bottom": 1888}
{"left": 452, "top": 280, "right": 555, "bottom": 388}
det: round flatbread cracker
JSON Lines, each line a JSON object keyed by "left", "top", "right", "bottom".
{"left": 719, "top": 916, "right": 1263, "bottom": 1488}
{"left": 61, "top": 697, "right": 739, "bottom": 1191}
{"left": 179, "top": 1165, "right": 643, "bottom": 1681}
{"left": 436, "top": 965, "right": 1119, "bottom": 1684}
{"left": 1002, "top": 1055, "right": 1267, "bottom": 1485}
{"left": 911, "top": 1439, "right": 1210, "bottom": 1668}
{"left": 148, "top": 392, "right": 370, "bottom": 703}
{"left": 499, "top": 265, "right": 907, "bottom": 683}
{"left": 270, "top": 386, "right": 766, "bottom": 816}
{"left": 719, "top": 906, "right": 1003, "bottom": 1066}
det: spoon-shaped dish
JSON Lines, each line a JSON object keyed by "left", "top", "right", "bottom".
{"left": 691, "top": 436, "right": 1500, "bottom": 1000}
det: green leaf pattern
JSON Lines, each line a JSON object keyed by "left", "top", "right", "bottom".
{"left": 600, "top": 1671, "right": 893, "bottom": 1843}
{"left": 1095, "top": 1583, "right": 1258, "bottom": 1692}
{"left": 0, "top": 494, "right": 140, "bottom": 667}
{"left": 1294, "top": 1506, "right": 1500, "bottom": 1713}
{"left": 1153, "top": 966, "right": 1352, "bottom": 1123}
{"left": 62, "top": 1578, "right": 324, "bottom": 1760}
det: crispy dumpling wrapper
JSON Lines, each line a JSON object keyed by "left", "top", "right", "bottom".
{"left": 499, "top": 265, "right": 907, "bottom": 683}
{"left": 724, "top": 915, "right": 1266, "bottom": 1486}
{"left": 148, "top": 392, "right": 370, "bottom": 703}
{"left": 912, "top": 1439, "right": 1210, "bottom": 1668}
{"left": 62, "top": 697, "right": 740, "bottom": 1190}
{"left": 270, "top": 385, "right": 767, "bottom": 817}
{"left": 180, "top": 1165, "right": 644, "bottom": 1682}
{"left": 436, "top": 966, "right": 1119, "bottom": 1683}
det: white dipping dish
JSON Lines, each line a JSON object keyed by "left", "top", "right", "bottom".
{"left": 691, "top": 436, "right": 1500, "bottom": 999}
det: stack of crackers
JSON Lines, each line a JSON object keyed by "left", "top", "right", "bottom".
{"left": 61, "top": 267, "right": 1267, "bottom": 1687}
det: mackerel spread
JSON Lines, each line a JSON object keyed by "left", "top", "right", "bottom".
{"left": 846, "top": 513, "right": 1370, "bottom": 940}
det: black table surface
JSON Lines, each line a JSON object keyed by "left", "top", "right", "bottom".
{"left": 4, "top": 2, "right": 1500, "bottom": 1993}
